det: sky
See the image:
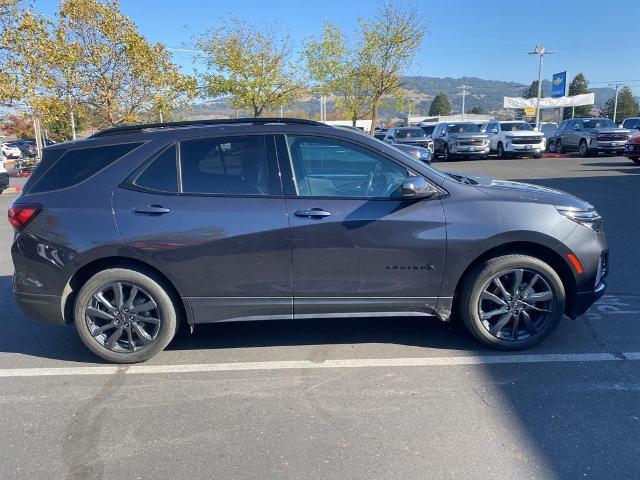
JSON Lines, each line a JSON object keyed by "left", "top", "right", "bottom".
{"left": 35, "top": 0, "right": 640, "bottom": 94}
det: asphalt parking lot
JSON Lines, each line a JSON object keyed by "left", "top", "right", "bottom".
{"left": 1, "top": 155, "right": 639, "bottom": 479}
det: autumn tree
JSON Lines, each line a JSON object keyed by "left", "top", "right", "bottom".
{"left": 305, "top": 22, "right": 372, "bottom": 126}
{"left": 358, "top": 2, "right": 427, "bottom": 133}
{"left": 603, "top": 86, "right": 639, "bottom": 122}
{"left": 196, "top": 18, "right": 307, "bottom": 117}
{"left": 1, "top": 114, "right": 34, "bottom": 138}
{"left": 0, "top": 0, "right": 24, "bottom": 107}
{"left": 429, "top": 93, "right": 451, "bottom": 116}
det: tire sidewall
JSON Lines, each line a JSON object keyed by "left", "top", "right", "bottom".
{"left": 74, "top": 268, "right": 177, "bottom": 363}
{"left": 458, "top": 255, "right": 565, "bottom": 350}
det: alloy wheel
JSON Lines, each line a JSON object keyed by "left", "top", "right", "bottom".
{"left": 85, "top": 282, "right": 162, "bottom": 353}
{"left": 579, "top": 141, "right": 588, "bottom": 157}
{"left": 478, "top": 268, "right": 554, "bottom": 341}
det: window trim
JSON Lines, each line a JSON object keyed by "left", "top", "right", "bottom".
{"left": 276, "top": 133, "right": 438, "bottom": 201}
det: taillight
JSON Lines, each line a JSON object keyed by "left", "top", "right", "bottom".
{"left": 8, "top": 204, "right": 41, "bottom": 230}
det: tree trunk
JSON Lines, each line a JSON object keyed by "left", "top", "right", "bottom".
{"left": 351, "top": 114, "right": 357, "bottom": 127}
{"left": 369, "top": 100, "right": 378, "bottom": 135}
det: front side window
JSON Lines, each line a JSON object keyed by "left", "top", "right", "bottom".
{"left": 583, "top": 119, "right": 616, "bottom": 129}
{"left": 447, "top": 123, "right": 480, "bottom": 133}
{"left": 395, "top": 128, "right": 427, "bottom": 139}
{"left": 286, "top": 135, "right": 409, "bottom": 198}
{"left": 180, "top": 135, "right": 271, "bottom": 195}
{"left": 500, "top": 122, "right": 533, "bottom": 132}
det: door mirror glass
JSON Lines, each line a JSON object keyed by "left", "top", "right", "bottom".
{"left": 491, "top": 128, "right": 498, "bottom": 134}
{"left": 401, "top": 176, "right": 436, "bottom": 199}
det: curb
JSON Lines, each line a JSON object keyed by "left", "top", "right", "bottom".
{"left": 542, "top": 153, "right": 573, "bottom": 158}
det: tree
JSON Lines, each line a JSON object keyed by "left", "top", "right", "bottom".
{"left": 523, "top": 80, "right": 544, "bottom": 99}
{"left": 603, "top": 86, "right": 639, "bottom": 122}
{"left": 196, "top": 17, "right": 307, "bottom": 117}
{"left": 1, "top": 114, "right": 34, "bottom": 138}
{"left": 0, "top": 0, "right": 24, "bottom": 107}
{"left": 2, "top": 0, "right": 196, "bottom": 129}
{"left": 470, "top": 106, "right": 484, "bottom": 114}
{"left": 358, "top": 2, "right": 428, "bottom": 132}
{"left": 305, "top": 22, "right": 372, "bottom": 126}
{"left": 564, "top": 73, "right": 591, "bottom": 118}
{"left": 429, "top": 93, "right": 451, "bottom": 116}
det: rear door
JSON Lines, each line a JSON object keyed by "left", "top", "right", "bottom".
{"left": 276, "top": 133, "right": 446, "bottom": 318}
{"left": 113, "top": 134, "right": 293, "bottom": 324}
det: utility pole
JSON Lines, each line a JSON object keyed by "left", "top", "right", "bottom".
{"left": 159, "top": 111, "right": 163, "bottom": 123}
{"left": 457, "top": 85, "right": 471, "bottom": 121}
{"left": 611, "top": 83, "right": 621, "bottom": 122}
{"left": 280, "top": 105, "right": 284, "bottom": 118}
{"left": 70, "top": 110, "right": 77, "bottom": 140}
{"left": 528, "top": 45, "right": 554, "bottom": 129}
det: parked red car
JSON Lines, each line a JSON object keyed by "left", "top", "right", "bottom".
{"left": 624, "top": 135, "right": 640, "bottom": 164}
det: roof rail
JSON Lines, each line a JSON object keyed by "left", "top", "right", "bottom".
{"left": 90, "top": 117, "right": 327, "bottom": 138}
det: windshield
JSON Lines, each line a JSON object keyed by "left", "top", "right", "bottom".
{"left": 395, "top": 128, "right": 427, "bottom": 139}
{"left": 501, "top": 122, "right": 533, "bottom": 132}
{"left": 447, "top": 123, "right": 480, "bottom": 133}
{"left": 583, "top": 119, "right": 617, "bottom": 129}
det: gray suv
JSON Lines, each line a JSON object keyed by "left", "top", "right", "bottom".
{"left": 550, "top": 118, "right": 632, "bottom": 157}
{"left": 10, "top": 118, "right": 608, "bottom": 363}
{"left": 432, "top": 122, "right": 490, "bottom": 160}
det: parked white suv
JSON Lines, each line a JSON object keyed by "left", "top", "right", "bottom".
{"left": 482, "top": 121, "right": 546, "bottom": 159}
{"left": 1, "top": 142, "right": 22, "bottom": 159}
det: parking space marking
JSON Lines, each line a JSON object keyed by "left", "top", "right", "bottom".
{"left": 0, "top": 352, "right": 639, "bottom": 378}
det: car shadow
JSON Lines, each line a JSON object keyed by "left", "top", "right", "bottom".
{"left": 0, "top": 274, "right": 483, "bottom": 362}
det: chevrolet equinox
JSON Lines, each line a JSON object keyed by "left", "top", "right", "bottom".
{"left": 9, "top": 118, "right": 608, "bottom": 363}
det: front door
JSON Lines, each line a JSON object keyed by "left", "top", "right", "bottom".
{"left": 276, "top": 134, "right": 447, "bottom": 318}
{"left": 113, "top": 134, "right": 293, "bottom": 323}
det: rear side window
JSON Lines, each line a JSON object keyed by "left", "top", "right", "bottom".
{"left": 23, "top": 148, "right": 67, "bottom": 194}
{"left": 180, "top": 135, "right": 272, "bottom": 195}
{"left": 134, "top": 145, "right": 178, "bottom": 193}
{"left": 30, "top": 142, "right": 143, "bottom": 194}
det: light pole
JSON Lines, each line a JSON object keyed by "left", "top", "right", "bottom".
{"left": 528, "top": 45, "right": 554, "bottom": 129}
{"left": 457, "top": 85, "right": 471, "bottom": 121}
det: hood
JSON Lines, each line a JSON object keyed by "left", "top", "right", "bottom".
{"left": 446, "top": 172, "right": 592, "bottom": 209}
{"left": 449, "top": 133, "right": 488, "bottom": 140}
{"left": 504, "top": 130, "right": 543, "bottom": 137}
{"left": 395, "top": 137, "right": 432, "bottom": 144}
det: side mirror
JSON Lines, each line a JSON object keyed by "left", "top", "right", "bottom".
{"left": 491, "top": 128, "right": 498, "bottom": 134}
{"left": 401, "top": 176, "right": 437, "bottom": 199}
{"left": 574, "top": 124, "right": 581, "bottom": 130}
{"left": 440, "top": 131, "right": 447, "bottom": 137}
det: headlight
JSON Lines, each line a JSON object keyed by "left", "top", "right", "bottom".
{"left": 409, "top": 150, "right": 421, "bottom": 159}
{"left": 556, "top": 206, "right": 603, "bottom": 231}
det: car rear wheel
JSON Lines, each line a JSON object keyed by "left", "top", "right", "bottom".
{"left": 74, "top": 267, "right": 178, "bottom": 363}
{"left": 457, "top": 254, "right": 565, "bottom": 350}
{"left": 579, "top": 140, "right": 589, "bottom": 157}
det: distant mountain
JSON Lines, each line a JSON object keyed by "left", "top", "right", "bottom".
{"left": 177, "top": 76, "right": 617, "bottom": 120}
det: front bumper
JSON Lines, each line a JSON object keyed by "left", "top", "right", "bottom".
{"left": 592, "top": 140, "right": 628, "bottom": 151}
{"left": 505, "top": 144, "right": 545, "bottom": 155}
{"left": 624, "top": 144, "right": 640, "bottom": 157}
{"left": 568, "top": 282, "right": 606, "bottom": 318}
{"left": 450, "top": 145, "right": 490, "bottom": 156}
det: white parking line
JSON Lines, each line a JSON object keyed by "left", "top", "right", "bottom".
{"left": 0, "top": 352, "right": 639, "bottom": 378}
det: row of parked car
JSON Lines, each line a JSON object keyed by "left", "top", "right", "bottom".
{"left": 373, "top": 116, "right": 640, "bottom": 164}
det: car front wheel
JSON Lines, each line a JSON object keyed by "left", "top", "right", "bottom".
{"left": 579, "top": 140, "right": 589, "bottom": 157}
{"left": 457, "top": 254, "right": 565, "bottom": 350}
{"left": 74, "top": 267, "right": 178, "bottom": 363}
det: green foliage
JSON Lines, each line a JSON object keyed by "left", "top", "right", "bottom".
{"left": 305, "top": 22, "right": 372, "bottom": 125}
{"left": 523, "top": 80, "right": 544, "bottom": 99}
{"left": 564, "top": 73, "right": 591, "bottom": 118}
{"left": 603, "top": 86, "right": 639, "bottom": 122}
{"left": 196, "top": 17, "right": 306, "bottom": 117}
{"left": 470, "top": 106, "right": 484, "bottom": 114}
{"left": 429, "top": 93, "right": 451, "bottom": 116}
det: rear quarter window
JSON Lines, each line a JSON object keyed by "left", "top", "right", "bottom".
{"left": 29, "top": 142, "right": 143, "bottom": 194}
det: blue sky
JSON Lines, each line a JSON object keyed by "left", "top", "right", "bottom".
{"left": 36, "top": 0, "right": 640, "bottom": 93}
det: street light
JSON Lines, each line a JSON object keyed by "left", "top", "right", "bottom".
{"left": 609, "top": 83, "right": 622, "bottom": 122}
{"left": 457, "top": 85, "right": 471, "bottom": 121}
{"left": 528, "top": 45, "right": 554, "bottom": 129}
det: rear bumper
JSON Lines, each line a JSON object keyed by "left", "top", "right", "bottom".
{"left": 14, "top": 291, "right": 66, "bottom": 325}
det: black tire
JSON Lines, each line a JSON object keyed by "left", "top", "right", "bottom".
{"left": 556, "top": 139, "right": 563, "bottom": 154}
{"left": 443, "top": 145, "right": 451, "bottom": 161}
{"left": 457, "top": 254, "right": 565, "bottom": 350}
{"left": 532, "top": 153, "right": 543, "bottom": 159}
{"left": 631, "top": 157, "right": 640, "bottom": 165}
{"left": 578, "top": 139, "right": 589, "bottom": 158}
{"left": 74, "top": 267, "right": 178, "bottom": 363}
{"left": 496, "top": 143, "right": 506, "bottom": 159}
{"left": 547, "top": 139, "right": 556, "bottom": 153}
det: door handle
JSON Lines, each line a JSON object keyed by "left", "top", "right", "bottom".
{"left": 294, "top": 208, "right": 331, "bottom": 218}
{"left": 134, "top": 205, "right": 171, "bottom": 215}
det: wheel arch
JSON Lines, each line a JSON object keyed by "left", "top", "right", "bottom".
{"left": 453, "top": 241, "right": 577, "bottom": 317}
{"left": 62, "top": 256, "right": 191, "bottom": 327}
